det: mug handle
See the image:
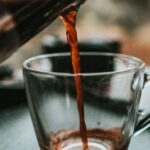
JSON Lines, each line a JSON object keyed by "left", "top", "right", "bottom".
{"left": 134, "top": 72, "right": 150, "bottom": 136}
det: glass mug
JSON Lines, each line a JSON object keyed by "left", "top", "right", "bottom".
{"left": 23, "top": 52, "right": 150, "bottom": 150}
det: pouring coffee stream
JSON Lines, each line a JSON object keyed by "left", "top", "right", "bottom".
{"left": 61, "top": 9, "right": 89, "bottom": 150}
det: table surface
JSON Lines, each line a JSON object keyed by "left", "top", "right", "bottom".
{"left": 0, "top": 85, "right": 150, "bottom": 150}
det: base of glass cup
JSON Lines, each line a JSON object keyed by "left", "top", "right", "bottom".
{"left": 40, "top": 128, "right": 137, "bottom": 150}
{"left": 46, "top": 128, "right": 123, "bottom": 150}
{"left": 62, "top": 141, "right": 109, "bottom": 150}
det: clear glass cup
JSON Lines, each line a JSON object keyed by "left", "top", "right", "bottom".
{"left": 23, "top": 52, "right": 150, "bottom": 150}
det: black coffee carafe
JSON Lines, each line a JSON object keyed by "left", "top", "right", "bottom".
{"left": 0, "top": 0, "right": 85, "bottom": 62}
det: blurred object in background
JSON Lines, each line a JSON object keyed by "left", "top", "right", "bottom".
{"left": 0, "top": 65, "right": 13, "bottom": 80}
{"left": 77, "top": 0, "right": 150, "bottom": 64}
{"left": 0, "top": 64, "right": 25, "bottom": 109}
{"left": 42, "top": 35, "right": 120, "bottom": 54}
{"left": 0, "top": 35, "right": 120, "bottom": 109}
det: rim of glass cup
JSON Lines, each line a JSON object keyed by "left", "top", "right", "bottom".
{"left": 23, "top": 52, "right": 145, "bottom": 77}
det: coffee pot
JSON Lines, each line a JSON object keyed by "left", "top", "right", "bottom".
{"left": 0, "top": 0, "right": 85, "bottom": 62}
